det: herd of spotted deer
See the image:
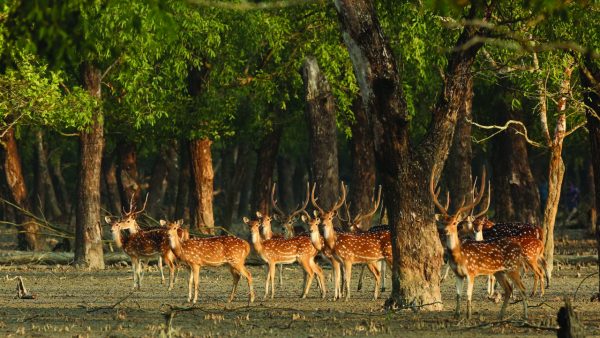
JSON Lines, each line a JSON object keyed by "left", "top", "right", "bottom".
{"left": 105, "top": 168, "right": 549, "bottom": 320}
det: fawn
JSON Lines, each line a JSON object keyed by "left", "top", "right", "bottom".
{"left": 165, "top": 220, "right": 255, "bottom": 304}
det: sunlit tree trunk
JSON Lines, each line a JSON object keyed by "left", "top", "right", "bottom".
{"left": 189, "top": 138, "right": 215, "bottom": 234}
{"left": 303, "top": 56, "right": 339, "bottom": 210}
{"left": 335, "top": 0, "right": 489, "bottom": 309}
{"left": 75, "top": 63, "right": 105, "bottom": 269}
{"left": 0, "top": 126, "right": 39, "bottom": 250}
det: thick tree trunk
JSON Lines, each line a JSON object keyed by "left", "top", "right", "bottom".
{"left": 147, "top": 148, "right": 169, "bottom": 219}
{"left": 0, "top": 127, "right": 39, "bottom": 250}
{"left": 251, "top": 123, "right": 283, "bottom": 216}
{"left": 302, "top": 56, "right": 339, "bottom": 210}
{"left": 277, "top": 155, "right": 296, "bottom": 213}
{"left": 35, "top": 130, "right": 62, "bottom": 219}
{"left": 335, "top": 0, "right": 488, "bottom": 309}
{"left": 589, "top": 162, "right": 597, "bottom": 235}
{"left": 349, "top": 97, "right": 377, "bottom": 227}
{"left": 445, "top": 78, "right": 473, "bottom": 212}
{"left": 102, "top": 150, "right": 121, "bottom": 216}
{"left": 75, "top": 63, "right": 105, "bottom": 269}
{"left": 580, "top": 61, "right": 600, "bottom": 298}
{"left": 174, "top": 140, "right": 190, "bottom": 221}
{"left": 117, "top": 140, "right": 140, "bottom": 212}
{"left": 490, "top": 85, "right": 541, "bottom": 224}
{"left": 189, "top": 138, "right": 214, "bottom": 234}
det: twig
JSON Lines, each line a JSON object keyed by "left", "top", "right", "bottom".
{"left": 456, "top": 319, "right": 557, "bottom": 332}
{"left": 467, "top": 117, "right": 545, "bottom": 147}
{"left": 573, "top": 271, "right": 599, "bottom": 299}
{"left": 86, "top": 292, "right": 134, "bottom": 313}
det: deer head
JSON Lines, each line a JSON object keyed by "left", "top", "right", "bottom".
{"left": 104, "top": 193, "right": 149, "bottom": 233}
{"left": 271, "top": 182, "right": 310, "bottom": 236}
{"left": 344, "top": 185, "right": 382, "bottom": 231}
{"left": 311, "top": 182, "right": 346, "bottom": 229}
{"left": 430, "top": 167, "right": 488, "bottom": 236}
{"left": 301, "top": 212, "right": 322, "bottom": 251}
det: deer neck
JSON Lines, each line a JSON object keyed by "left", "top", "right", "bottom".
{"left": 310, "top": 229, "right": 322, "bottom": 251}
{"left": 261, "top": 223, "right": 273, "bottom": 240}
{"left": 474, "top": 230, "right": 483, "bottom": 241}
{"left": 322, "top": 222, "right": 337, "bottom": 250}
{"left": 168, "top": 232, "right": 184, "bottom": 258}
{"left": 112, "top": 229, "right": 124, "bottom": 248}
{"left": 250, "top": 229, "right": 263, "bottom": 254}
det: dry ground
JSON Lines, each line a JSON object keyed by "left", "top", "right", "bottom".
{"left": 0, "top": 229, "right": 598, "bottom": 337}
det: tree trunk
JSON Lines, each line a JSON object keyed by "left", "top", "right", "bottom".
{"left": 50, "top": 149, "right": 72, "bottom": 221}
{"left": 174, "top": 140, "right": 190, "bottom": 222}
{"left": 35, "top": 130, "right": 62, "bottom": 220}
{"left": 74, "top": 63, "right": 105, "bottom": 269}
{"left": 580, "top": 60, "right": 600, "bottom": 298}
{"left": 0, "top": 127, "right": 39, "bottom": 250}
{"left": 445, "top": 78, "right": 473, "bottom": 212}
{"left": 302, "top": 56, "right": 340, "bottom": 210}
{"left": 189, "top": 138, "right": 214, "bottom": 234}
{"left": 542, "top": 65, "right": 573, "bottom": 280}
{"left": 334, "top": 0, "right": 489, "bottom": 309}
{"left": 277, "top": 155, "right": 296, "bottom": 213}
{"left": 490, "top": 84, "right": 541, "bottom": 224}
{"left": 102, "top": 150, "right": 121, "bottom": 216}
{"left": 223, "top": 143, "right": 251, "bottom": 228}
{"left": 251, "top": 122, "right": 283, "bottom": 216}
{"left": 117, "top": 140, "right": 140, "bottom": 212}
{"left": 147, "top": 148, "right": 169, "bottom": 219}
{"left": 349, "top": 97, "right": 377, "bottom": 227}
{"left": 589, "top": 162, "right": 597, "bottom": 235}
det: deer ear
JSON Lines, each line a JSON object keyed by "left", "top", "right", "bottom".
{"left": 256, "top": 211, "right": 263, "bottom": 218}
{"left": 313, "top": 210, "right": 319, "bottom": 217}
{"left": 434, "top": 214, "right": 443, "bottom": 221}
{"left": 104, "top": 216, "right": 112, "bottom": 224}
{"left": 159, "top": 219, "right": 167, "bottom": 226}
{"left": 242, "top": 217, "right": 250, "bottom": 224}
{"left": 273, "top": 214, "right": 280, "bottom": 221}
{"left": 301, "top": 215, "right": 307, "bottom": 223}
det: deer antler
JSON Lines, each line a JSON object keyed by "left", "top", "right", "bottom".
{"left": 430, "top": 170, "right": 450, "bottom": 217}
{"left": 311, "top": 182, "right": 325, "bottom": 215}
{"left": 270, "top": 183, "right": 286, "bottom": 218}
{"left": 332, "top": 182, "right": 347, "bottom": 212}
{"left": 472, "top": 180, "right": 491, "bottom": 218}
{"left": 131, "top": 193, "right": 149, "bottom": 218}
{"left": 455, "top": 168, "right": 487, "bottom": 217}
{"left": 289, "top": 182, "right": 310, "bottom": 220}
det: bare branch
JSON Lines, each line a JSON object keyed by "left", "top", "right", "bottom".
{"left": 467, "top": 117, "right": 545, "bottom": 148}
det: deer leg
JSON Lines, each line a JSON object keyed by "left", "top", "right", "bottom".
{"left": 278, "top": 264, "right": 283, "bottom": 287}
{"left": 130, "top": 256, "right": 139, "bottom": 290}
{"left": 238, "top": 264, "right": 255, "bottom": 303}
{"left": 228, "top": 266, "right": 241, "bottom": 303}
{"left": 540, "top": 257, "right": 550, "bottom": 289}
{"left": 343, "top": 261, "right": 353, "bottom": 301}
{"left": 299, "top": 258, "right": 314, "bottom": 299}
{"left": 165, "top": 252, "right": 176, "bottom": 291}
{"left": 366, "top": 262, "right": 381, "bottom": 300}
{"left": 187, "top": 267, "right": 194, "bottom": 303}
{"left": 455, "top": 276, "right": 464, "bottom": 318}
{"left": 310, "top": 258, "right": 326, "bottom": 298}
{"left": 264, "top": 265, "right": 271, "bottom": 300}
{"left": 494, "top": 272, "right": 513, "bottom": 320}
{"left": 357, "top": 265, "right": 366, "bottom": 292}
{"left": 331, "top": 259, "right": 341, "bottom": 301}
{"left": 441, "top": 265, "right": 450, "bottom": 282}
{"left": 508, "top": 269, "right": 528, "bottom": 320}
{"left": 192, "top": 265, "right": 201, "bottom": 304}
{"left": 380, "top": 260, "right": 386, "bottom": 292}
{"left": 466, "top": 275, "right": 474, "bottom": 319}
{"left": 158, "top": 255, "right": 165, "bottom": 285}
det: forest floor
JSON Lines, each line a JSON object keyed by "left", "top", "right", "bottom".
{"left": 0, "top": 228, "right": 598, "bottom": 337}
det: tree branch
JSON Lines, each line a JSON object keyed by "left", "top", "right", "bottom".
{"left": 467, "top": 117, "right": 545, "bottom": 148}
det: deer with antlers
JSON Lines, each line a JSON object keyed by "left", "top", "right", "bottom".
{"left": 312, "top": 183, "right": 392, "bottom": 301}
{"left": 271, "top": 182, "right": 311, "bottom": 238}
{"left": 107, "top": 197, "right": 189, "bottom": 290}
{"left": 338, "top": 185, "right": 389, "bottom": 293}
{"left": 165, "top": 220, "right": 255, "bottom": 304}
{"left": 244, "top": 216, "right": 326, "bottom": 300}
{"left": 431, "top": 167, "right": 529, "bottom": 319}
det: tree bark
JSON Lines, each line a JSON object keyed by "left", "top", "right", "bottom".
{"left": 490, "top": 83, "right": 541, "bottom": 225}
{"left": 580, "top": 60, "right": 600, "bottom": 298}
{"left": 277, "top": 155, "right": 296, "bottom": 213}
{"left": 0, "top": 127, "right": 39, "bottom": 250}
{"left": 102, "top": 149, "right": 121, "bottom": 216}
{"left": 542, "top": 65, "right": 573, "bottom": 280}
{"left": 116, "top": 140, "right": 140, "bottom": 212}
{"left": 34, "top": 130, "right": 62, "bottom": 220}
{"left": 334, "top": 0, "right": 489, "bottom": 309}
{"left": 189, "top": 138, "right": 215, "bottom": 234}
{"left": 349, "top": 97, "right": 377, "bottom": 227}
{"left": 50, "top": 149, "right": 72, "bottom": 221}
{"left": 163, "top": 140, "right": 179, "bottom": 219}
{"left": 74, "top": 63, "right": 105, "bottom": 269}
{"left": 589, "top": 162, "right": 597, "bottom": 235}
{"left": 302, "top": 56, "right": 340, "bottom": 210}
{"left": 147, "top": 148, "right": 169, "bottom": 219}
{"left": 174, "top": 140, "right": 190, "bottom": 221}
{"left": 223, "top": 144, "right": 252, "bottom": 228}
{"left": 251, "top": 121, "right": 283, "bottom": 216}
{"left": 445, "top": 78, "right": 473, "bottom": 212}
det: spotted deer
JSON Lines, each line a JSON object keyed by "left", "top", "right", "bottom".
{"left": 165, "top": 221, "right": 255, "bottom": 304}
{"left": 472, "top": 217, "right": 549, "bottom": 297}
{"left": 312, "top": 183, "right": 392, "bottom": 301}
{"left": 431, "top": 168, "right": 529, "bottom": 319}
{"left": 271, "top": 182, "right": 310, "bottom": 238}
{"left": 244, "top": 216, "right": 326, "bottom": 299}
{"left": 338, "top": 185, "right": 388, "bottom": 293}
{"left": 106, "top": 200, "right": 189, "bottom": 290}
